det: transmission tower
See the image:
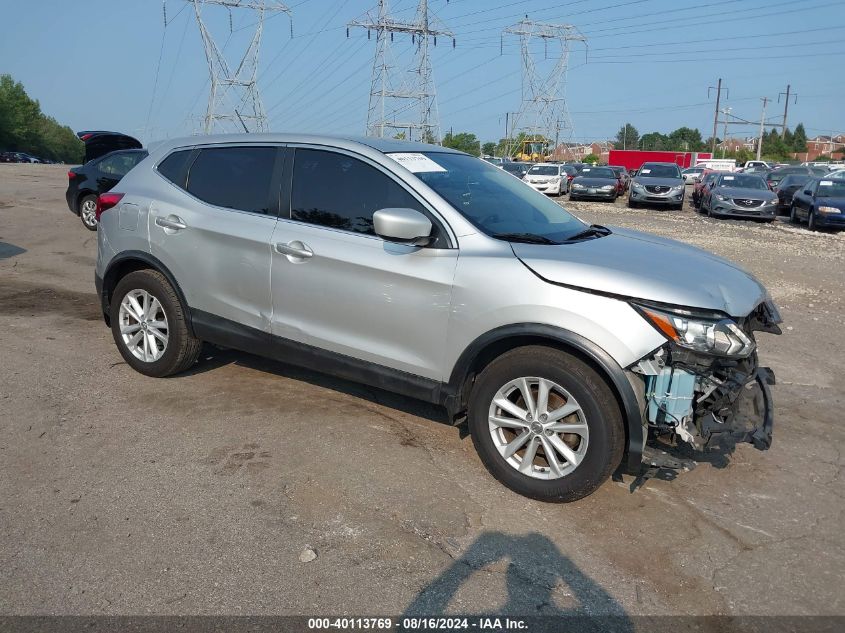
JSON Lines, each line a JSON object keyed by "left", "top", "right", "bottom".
{"left": 502, "top": 19, "right": 586, "bottom": 158}
{"left": 349, "top": 0, "right": 454, "bottom": 143}
{"left": 188, "top": 0, "right": 291, "bottom": 134}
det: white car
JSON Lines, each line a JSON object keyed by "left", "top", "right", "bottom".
{"left": 524, "top": 163, "right": 568, "bottom": 196}
{"left": 681, "top": 166, "right": 706, "bottom": 184}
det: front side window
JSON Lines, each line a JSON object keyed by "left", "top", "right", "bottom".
{"left": 291, "top": 148, "right": 426, "bottom": 236}
{"left": 817, "top": 180, "right": 845, "bottom": 198}
{"left": 187, "top": 146, "right": 276, "bottom": 215}
{"left": 397, "top": 152, "right": 587, "bottom": 243}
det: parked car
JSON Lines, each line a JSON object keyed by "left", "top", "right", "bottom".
{"left": 561, "top": 164, "right": 579, "bottom": 186}
{"left": 774, "top": 173, "right": 812, "bottom": 214}
{"left": 681, "top": 166, "right": 707, "bottom": 184}
{"left": 699, "top": 173, "right": 777, "bottom": 221}
{"left": 742, "top": 160, "right": 771, "bottom": 171}
{"left": 609, "top": 165, "right": 631, "bottom": 193}
{"left": 66, "top": 132, "right": 146, "bottom": 230}
{"left": 500, "top": 161, "right": 531, "bottom": 179}
{"left": 569, "top": 166, "right": 619, "bottom": 201}
{"left": 482, "top": 156, "right": 503, "bottom": 167}
{"left": 628, "top": 162, "right": 685, "bottom": 209}
{"left": 94, "top": 134, "right": 782, "bottom": 502}
{"left": 789, "top": 177, "right": 845, "bottom": 231}
{"left": 524, "top": 162, "right": 569, "bottom": 196}
{"left": 764, "top": 166, "right": 817, "bottom": 190}
{"left": 692, "top": 170, "right": 727, "bottom": 209}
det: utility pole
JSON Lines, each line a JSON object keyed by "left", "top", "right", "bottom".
{"left": 188, "top": 0, "right": 292, "bottom": 134}
{"left": 708, "top": 78, "right": 727, "bottom": 155}
{"left": 349, "top": 0, "right": 454, "bottom": 143}
{"left": 503, "top": 19, "right": 586, "bottom": 160}
{"left": 778, "top": 84, "right": 797, "bottom": 135}
{"left": 721, "top": 107, "right": 731, "bottom": 158}
{"left": 756, "top": 97, "right": 769, "bottom": 161}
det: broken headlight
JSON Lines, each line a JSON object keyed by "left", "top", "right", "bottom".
{"left": 635, "top": 304, "right": 756, "bottom": 358}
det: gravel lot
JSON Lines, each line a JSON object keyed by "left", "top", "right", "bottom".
{"left": 1, "top": 164, "right": 843, "bottom": 618}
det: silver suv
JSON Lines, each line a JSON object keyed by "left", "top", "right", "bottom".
{"left": 94, "top": 135, "right": 782, "bottom": 502}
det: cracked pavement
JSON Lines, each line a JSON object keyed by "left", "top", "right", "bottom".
{"left": 1, "top": 164, "right": 843, "bottom": 616}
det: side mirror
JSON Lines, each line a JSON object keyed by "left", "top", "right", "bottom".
{"left": 373, "top": 208, "right": 433, "bottom": 246}
{"left": 803, "top": 189, "right": 812, "bottom": 195}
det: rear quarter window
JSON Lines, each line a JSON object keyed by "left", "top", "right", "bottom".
{"left": 157, "top": 150, "right": 195, "bottom": 188}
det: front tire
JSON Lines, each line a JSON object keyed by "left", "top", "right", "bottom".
{"left": 809, "top": 209, "right": 818, "bottom": 231}
{"left": 789, "top": 204, "right": 799, "bottom": 224}
{"left": 467, "top": 346, "right": 624, "bottom": 502}
{"left": 110, "top": 270, "right": 201, "bottom": 377}
{"left": 79, "top": 194, "right": 98, "bottom": 231}
{"left": 627, "top": 197, "right": 637, "bottom": 208}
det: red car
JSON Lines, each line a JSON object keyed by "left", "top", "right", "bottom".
{"left": 692, "top": 169, "right": 728, "bottom": 209}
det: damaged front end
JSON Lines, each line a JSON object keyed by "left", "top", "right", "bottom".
{"left": 630, "top": 299, "right": 781, "bottom": 457}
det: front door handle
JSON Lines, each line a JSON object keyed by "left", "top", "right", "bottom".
{"left": 155, "top": 215, "right": 187, "bottom": 231}
{"left": 275, "top": 240, "right": 313, "bottom": 259}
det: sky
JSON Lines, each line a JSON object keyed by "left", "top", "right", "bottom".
{"left": 2, "top": 0, "right": 843, "bottom": 147}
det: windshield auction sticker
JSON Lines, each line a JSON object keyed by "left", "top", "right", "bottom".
{"left": 387, "top": 153, "right": 447, "bottom": 173}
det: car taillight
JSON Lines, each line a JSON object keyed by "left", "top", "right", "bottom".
{"left": 96, "top": 192, "right": 124, "bottom": 221}
{"left": 67, "top": 171, "right": 76, "bottom": 179}
{"left": 767, "top": 181, "right": 775, "bottom": 189}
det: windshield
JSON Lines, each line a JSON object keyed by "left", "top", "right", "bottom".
{"left": 780, "top": 174, "right": 809, "bottom": 186}
{"left": 501, "top": 162, "right": 524, "bottom": 174}
{"left": 528, "top": 165, "right": 560, "bottom": 176}
{"left": 817, "top": 180, "right": 845, "bottom": 198}
{"left": 638, "top": 164, "right": 681, "bottom": 178}
{"left": 579, "top": 167, "right": 615, "bottom": 179}
{"left": 399, "top": 152, "right": 586, "bottom": 243}
{"left": 717, "top": 174, "right": 767, "bottom": 189}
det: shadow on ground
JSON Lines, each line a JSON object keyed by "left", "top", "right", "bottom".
{"left": 178, "top": 344, "right": 450, "bottom": 425}
{"left": 0, "top": 242, "right": 26, "bottom": 260}
{"left": 403, "top": 532, "right": 633, "bottom": 631}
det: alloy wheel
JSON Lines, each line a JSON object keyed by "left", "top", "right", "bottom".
{"left": 487, "top": 377, "right": 589, "bottom": 480}
{"left": 80, "top": 198, "right": 97, "bottom": 229}
{"left": 118, "top": 289, "right": 169, "bottom": 362}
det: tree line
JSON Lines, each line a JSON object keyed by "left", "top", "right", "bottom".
{"left": 0, "top": 74, "right": 83, "bottom": 163}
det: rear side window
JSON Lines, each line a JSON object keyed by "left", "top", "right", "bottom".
{"left": 290, "top": 148, "right": 425, "bottom": 236}
{"left": 187, "top": 147, "right": 277, "bottom": 215}
{"left": 157, "top": 150, "right": 194, "bottom": 188}
{"left": 98, "top": 152, "right": 146, "bottom": 177}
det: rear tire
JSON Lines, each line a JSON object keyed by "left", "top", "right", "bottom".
{"left": 79, "top": 194, "right": 98, "bottom": 231}
{"left": 467, "top": 346, "right": 624, "bottom": 502}
{"left": 110, "top": 270, "right": 201, "bottom": 377}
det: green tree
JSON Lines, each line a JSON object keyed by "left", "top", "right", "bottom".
{"left": 481, "top": 142, "right": 497, "bottom": 156}
{"left": 442, "top": 131, "right": 480, "bottom": 156}
{"left": 393, "top": 131, "right": 406, "bottom": 140}
{"left": 582, "top": 153, "right": 599, "bottom": 164}
{"left": 761, "top": 128, "right": 791, "bottom": 161}
{"left": 667, "top": 126, "right": 704, "bottom": 151}
{"left": 639, "top": 132, "right": 668, "bottom": 150}
{"left": 792, "top": 123, "right": 808, "bottom": 153}
{"left": 0, "top": 74, "right": 83, "bottom": 163}
{"left": 614, "top": 123, "right": 639, "bottom": 150}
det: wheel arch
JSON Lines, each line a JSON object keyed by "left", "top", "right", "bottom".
{"left": 444, "top": 324, "right": 645, "bottom": 475}
{"left": 76, "top": 189, "right": 97, "bottom": 213}
{"left": 100, "top": 251, "right": 193, "bottom": 335}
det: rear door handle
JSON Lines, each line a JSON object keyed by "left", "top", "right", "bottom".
{"left": 274, "top": 241, "right": 313, "bottom": 259}
{"left": 155, "top": 215, "right": 187, "bottom": 231}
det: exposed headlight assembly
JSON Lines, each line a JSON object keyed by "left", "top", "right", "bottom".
{"left": 635, "top": 304, "right": 756, "bottom": 358}
{"left": 714, "top": 193, "right": 730, "bottom": 201}
{"left": 572, "top": 183, "right": 585, "bottom": 189}
{"left": 818, "top": 205, "right": 842, "bottom": 214}
{"left": 601, "top": 184, "right": 615, "bottom": 190}
{"left": 633, "top": 182, "right": 645, "bottom": 191}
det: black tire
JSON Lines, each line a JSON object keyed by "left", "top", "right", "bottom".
{"left": 467, "top": 346, "right": 624, "bottom": 502}
{"left": 627, "top": 197, "right": 637, "bottom": 208}
{"left": 110, "top": 269, "right": 201, "bottom": 377}
{"left": 79, "top": 194, "right": 98, "bottom": 231}
{"left": 789, "top": 204, "right": 799, "bottom": 224}
{"left": 808, "top": 209, "right": 818, "bottom": 231}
